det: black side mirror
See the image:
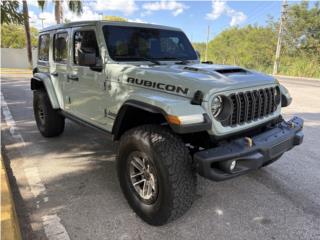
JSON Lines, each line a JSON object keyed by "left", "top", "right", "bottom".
{"left": 78, "top": 49, "right": 96, "bottom": 66}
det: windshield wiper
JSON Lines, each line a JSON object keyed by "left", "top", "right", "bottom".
{"left": 113, "top": 55, "right": 161, "bottom": 65}
{"left": 139, "top": 56, "right": 161, "bottom": 65}
{"left": 161, "top": 57, "right": 190, "bottom": 65}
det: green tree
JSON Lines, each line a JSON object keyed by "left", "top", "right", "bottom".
{"left": 206, "top": 25, "right": 277, "bottom": 72}
{"left": 1, "top": 24, "right": 38, "bottom": 48}
{"left": 38, "top": 0, "right": 83, "bottom": 24}
{"left": 283, "top": 1, "right": 320, "bottom": 58}
{"left": 192, "top": 42, "right": 206, "bottom": 61}
{"left": 103, "top": 16, "right": 128, "bottom": 22}
{"left": 193, "top": 1, "right": 320, "bottom": 78}
{"left": 1, "top": 1, "right": 34, "bottom": 67}
{"left": 0, "top": 1, "right": 23, "bottom": 24}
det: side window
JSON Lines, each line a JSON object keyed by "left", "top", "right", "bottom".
{"left": 53, "top": 32, "right": 68, "bottom": 63}
{"left": 38, "top": 34, "right": 50, "bottom": 61}
{"left": 74, "top": 30, "right": 100, "bottom": 65}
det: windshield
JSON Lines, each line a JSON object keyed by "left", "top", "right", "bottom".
{"left": 103, "top": 25, "right": 198, "bottom": 62}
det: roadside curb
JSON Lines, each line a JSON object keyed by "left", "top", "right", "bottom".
{"left": 0, "top": 68, "right": 32, "bottom": 75}
{"left": 274, "top": 74, "right": 320, "bottom": 81}
{"left": 1, "top": 154, "right": 22, "bottom": 240}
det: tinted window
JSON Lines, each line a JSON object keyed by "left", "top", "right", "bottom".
{"left": 103, "top": 26, "right": 197, "bottom": 61}
{"left": 74, "top": 30, "right": 100, "bottom": 65}
{"left": 38, "top": 34, "right": 50, "bottom": 61}
{"left": 53, "top": 32, "right": 68, "bottom": 63}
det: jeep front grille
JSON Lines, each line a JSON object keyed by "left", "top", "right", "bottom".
{"left": 221, "top": 87, "right": 279, "bottom": 127}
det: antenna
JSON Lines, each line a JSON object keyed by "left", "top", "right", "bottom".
{"left": 205, "top": 25, "right": 210, "bottom": 62}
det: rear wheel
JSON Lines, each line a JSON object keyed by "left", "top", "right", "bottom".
{"left": 33, "top": 90, "right": 65, "bottom": 137}
{"left": 117, "top": 125, "right": 196, "bottom": 226}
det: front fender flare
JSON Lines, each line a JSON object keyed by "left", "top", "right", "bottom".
{"left": 112, "top": 99, "right": 212, "bottom": 140}
{"left": 31, "top": 73, "right": 60, "bottom": 109}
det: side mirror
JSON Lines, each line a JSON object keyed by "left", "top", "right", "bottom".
{"left": 196, "top": 50, "right": 201, "bottom": 59}
{"left": 78, "top": 49, "right": 96, "bottom": 66}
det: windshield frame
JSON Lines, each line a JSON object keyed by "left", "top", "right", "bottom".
{"left": 102, "top": 25, "right": 198, "bottom": 63}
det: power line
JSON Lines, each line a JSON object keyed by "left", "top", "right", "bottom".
{"left": 273, "top": 0, "right": 288, "bottom": 75}
{"left": 240, "top": 2, "right": 278, "bottom": 27}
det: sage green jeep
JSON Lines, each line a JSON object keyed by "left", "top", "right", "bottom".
{"left": 31, "top": 20, "right": 304, "bottom": 225}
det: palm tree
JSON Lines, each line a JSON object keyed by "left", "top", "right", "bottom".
{"left": 38, "top": 0, "right": 83, "bottom": 24}
{"left": 1, "top": 1, "right": 32, "bottom": 67}
{"left": 0, "top": 1, "right": 24, "bottom": 24}
{"left": 22, "top": 0, "right": 32, "bottom": 68}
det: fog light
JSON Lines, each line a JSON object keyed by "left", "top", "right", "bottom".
{"left": 218, "top": 160, "right": 237, "bottom": 173}
{"left": 230, "top": 160, "right": 236, "bottom": 171}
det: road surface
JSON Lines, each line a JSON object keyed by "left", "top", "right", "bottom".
{"left": 1, "top": 74, "right": 320, "bottom": 240}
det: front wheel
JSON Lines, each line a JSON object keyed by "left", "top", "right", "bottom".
{"left": 33, "top": 90, "right": 65, "bottom": 137}
{"left": 117, "top": 125, "right": 196, "bottom": 226}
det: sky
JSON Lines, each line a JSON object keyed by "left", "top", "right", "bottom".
{"left": 26, "top": 0, "right": 312, "bottom": 42}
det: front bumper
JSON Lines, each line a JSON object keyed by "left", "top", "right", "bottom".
{"left": 194, "top": 117, "right": 304, "bottom": 181}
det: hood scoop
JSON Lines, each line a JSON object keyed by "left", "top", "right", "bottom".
{"left": 215, "top": 68, "right": 249, "bottom": 75}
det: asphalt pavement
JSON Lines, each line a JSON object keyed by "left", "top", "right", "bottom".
{"left": 1, "top": 74, "right": 320, "bottom": 240}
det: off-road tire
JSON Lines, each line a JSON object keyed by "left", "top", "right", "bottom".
{"left": 117, "top": 125, "right": 196, "bottom": 226}
{"left": 33, "top": 90, "right": 65, "bottom": 137}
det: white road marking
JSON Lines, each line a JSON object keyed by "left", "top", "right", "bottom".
{"left": 24, "top": 167, "right": 47, "bottom": 198}
{"left": 1, "top": 91, "right": 71, "bottom": 240}
{"left": 42, "top": 215, "right": 71, "bottom": 240}
{"left": 1, "top": 92, "right": 25, "bottom": 145}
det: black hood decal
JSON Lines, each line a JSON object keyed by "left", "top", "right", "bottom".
{"left": 127, "top": 77, "right": 189, "bottom": 95}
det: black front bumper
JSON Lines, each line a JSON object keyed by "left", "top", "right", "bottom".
{"left": 194, "top": 117, "right": 304, "bottom": 181}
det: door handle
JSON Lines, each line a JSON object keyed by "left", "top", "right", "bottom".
{"left": 67, "top": 75, "right": 79, "bottom": 81}
{"left": 51, "top": 72, "right": 58, "bottom": 77}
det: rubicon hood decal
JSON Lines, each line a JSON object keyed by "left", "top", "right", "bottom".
{"left": 127, "top": 77, "right": 189, "bottom": 95}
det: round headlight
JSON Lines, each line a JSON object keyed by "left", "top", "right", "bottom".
{"left": 211, "top": 95, "right": 233, "bottom": 121}
{"left": 211, "top": 96, "right": 223, "bottom": 117}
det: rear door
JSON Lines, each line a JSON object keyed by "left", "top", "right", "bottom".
{"left": 51, "top": 29, "right": 72, "bottom": 111}
{"left": 69, "top": 26, "right": 107, "bottom": 125}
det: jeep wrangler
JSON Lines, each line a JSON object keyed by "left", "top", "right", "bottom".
{"left": 31, "top": 21, "right": 304, "bottom": 226}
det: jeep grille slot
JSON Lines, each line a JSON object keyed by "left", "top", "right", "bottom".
{"left": 221, "top": 87, "right": 278, "bottom": 127}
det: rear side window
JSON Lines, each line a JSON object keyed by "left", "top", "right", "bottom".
{"left": 38, "top": 34, "right": 50, "bottom": 61}
{"left": 53, "top": 32, "right": 68, "bottom": 63}
{"left": 73, "top": 30, "right": 100, "bottom": 65}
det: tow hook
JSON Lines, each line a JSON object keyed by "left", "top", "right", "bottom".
{"left": 244, "top": 137, "right": 253, "bottom": 147}
{"left": 288, "top": 121, "right": 295, "bottom": 128}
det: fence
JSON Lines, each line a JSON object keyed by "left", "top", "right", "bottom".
{"left": 1, "top": 48, "right": 38, "bottom": 69}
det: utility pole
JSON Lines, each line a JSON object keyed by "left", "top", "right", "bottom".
{"left": 273, "top": 0, "right": 288, "bottom": 75}
{"left": 205, "top": 25, "right": 210, "bottom": 62}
